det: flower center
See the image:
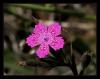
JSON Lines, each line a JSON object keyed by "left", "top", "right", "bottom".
{"left": 38, "top": 32, "right": 53, "bottom": 44}
{"left": 44, "top": 37, "right": 49, "bottom": 42}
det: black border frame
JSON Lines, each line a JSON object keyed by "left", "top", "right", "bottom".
{"left": 1, "top": 0, "right": 99, "bottom": 79}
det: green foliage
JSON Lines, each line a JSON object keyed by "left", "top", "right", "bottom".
{"left": 4, "top": 49, "right": 36, "bottom": 75}
{"left": 72, "top": 37, "right": 91, "bottom": 55}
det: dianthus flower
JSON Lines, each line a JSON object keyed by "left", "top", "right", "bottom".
{"left": 26, "top": 22, "right": 64, "bottom": 58}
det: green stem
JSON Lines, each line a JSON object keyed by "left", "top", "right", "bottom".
{"left": 70, "top": 55, "right": 78, "bottom": 76}
{"left": 9, "top": 4, "right": 85, "bottom": 17}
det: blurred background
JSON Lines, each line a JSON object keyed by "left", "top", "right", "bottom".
{"left": 4, "top": 4, "right": 96, "bottom": 75}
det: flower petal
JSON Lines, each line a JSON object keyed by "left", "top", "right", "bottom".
{"left": 26, "top": 34, "right": 40, "bottom": 48}
{"left": 33, "top": 22, "right": 47, "bottom": 34}
{"left": 36, "top": 43, "right": 49, "bottom": 58}
{"left": 48, "top": 22, "right": 61, "bottom": 36}
{"left": 49, "top": 36, "right": 64, "bottom": 51}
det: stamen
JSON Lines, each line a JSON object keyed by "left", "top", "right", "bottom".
{"left": 44, "top": 37, "right": 49, "bottom": 42}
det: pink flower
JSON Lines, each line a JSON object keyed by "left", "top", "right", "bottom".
{"left": 26, "top": 22, "right": 64, "bottom": 58}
